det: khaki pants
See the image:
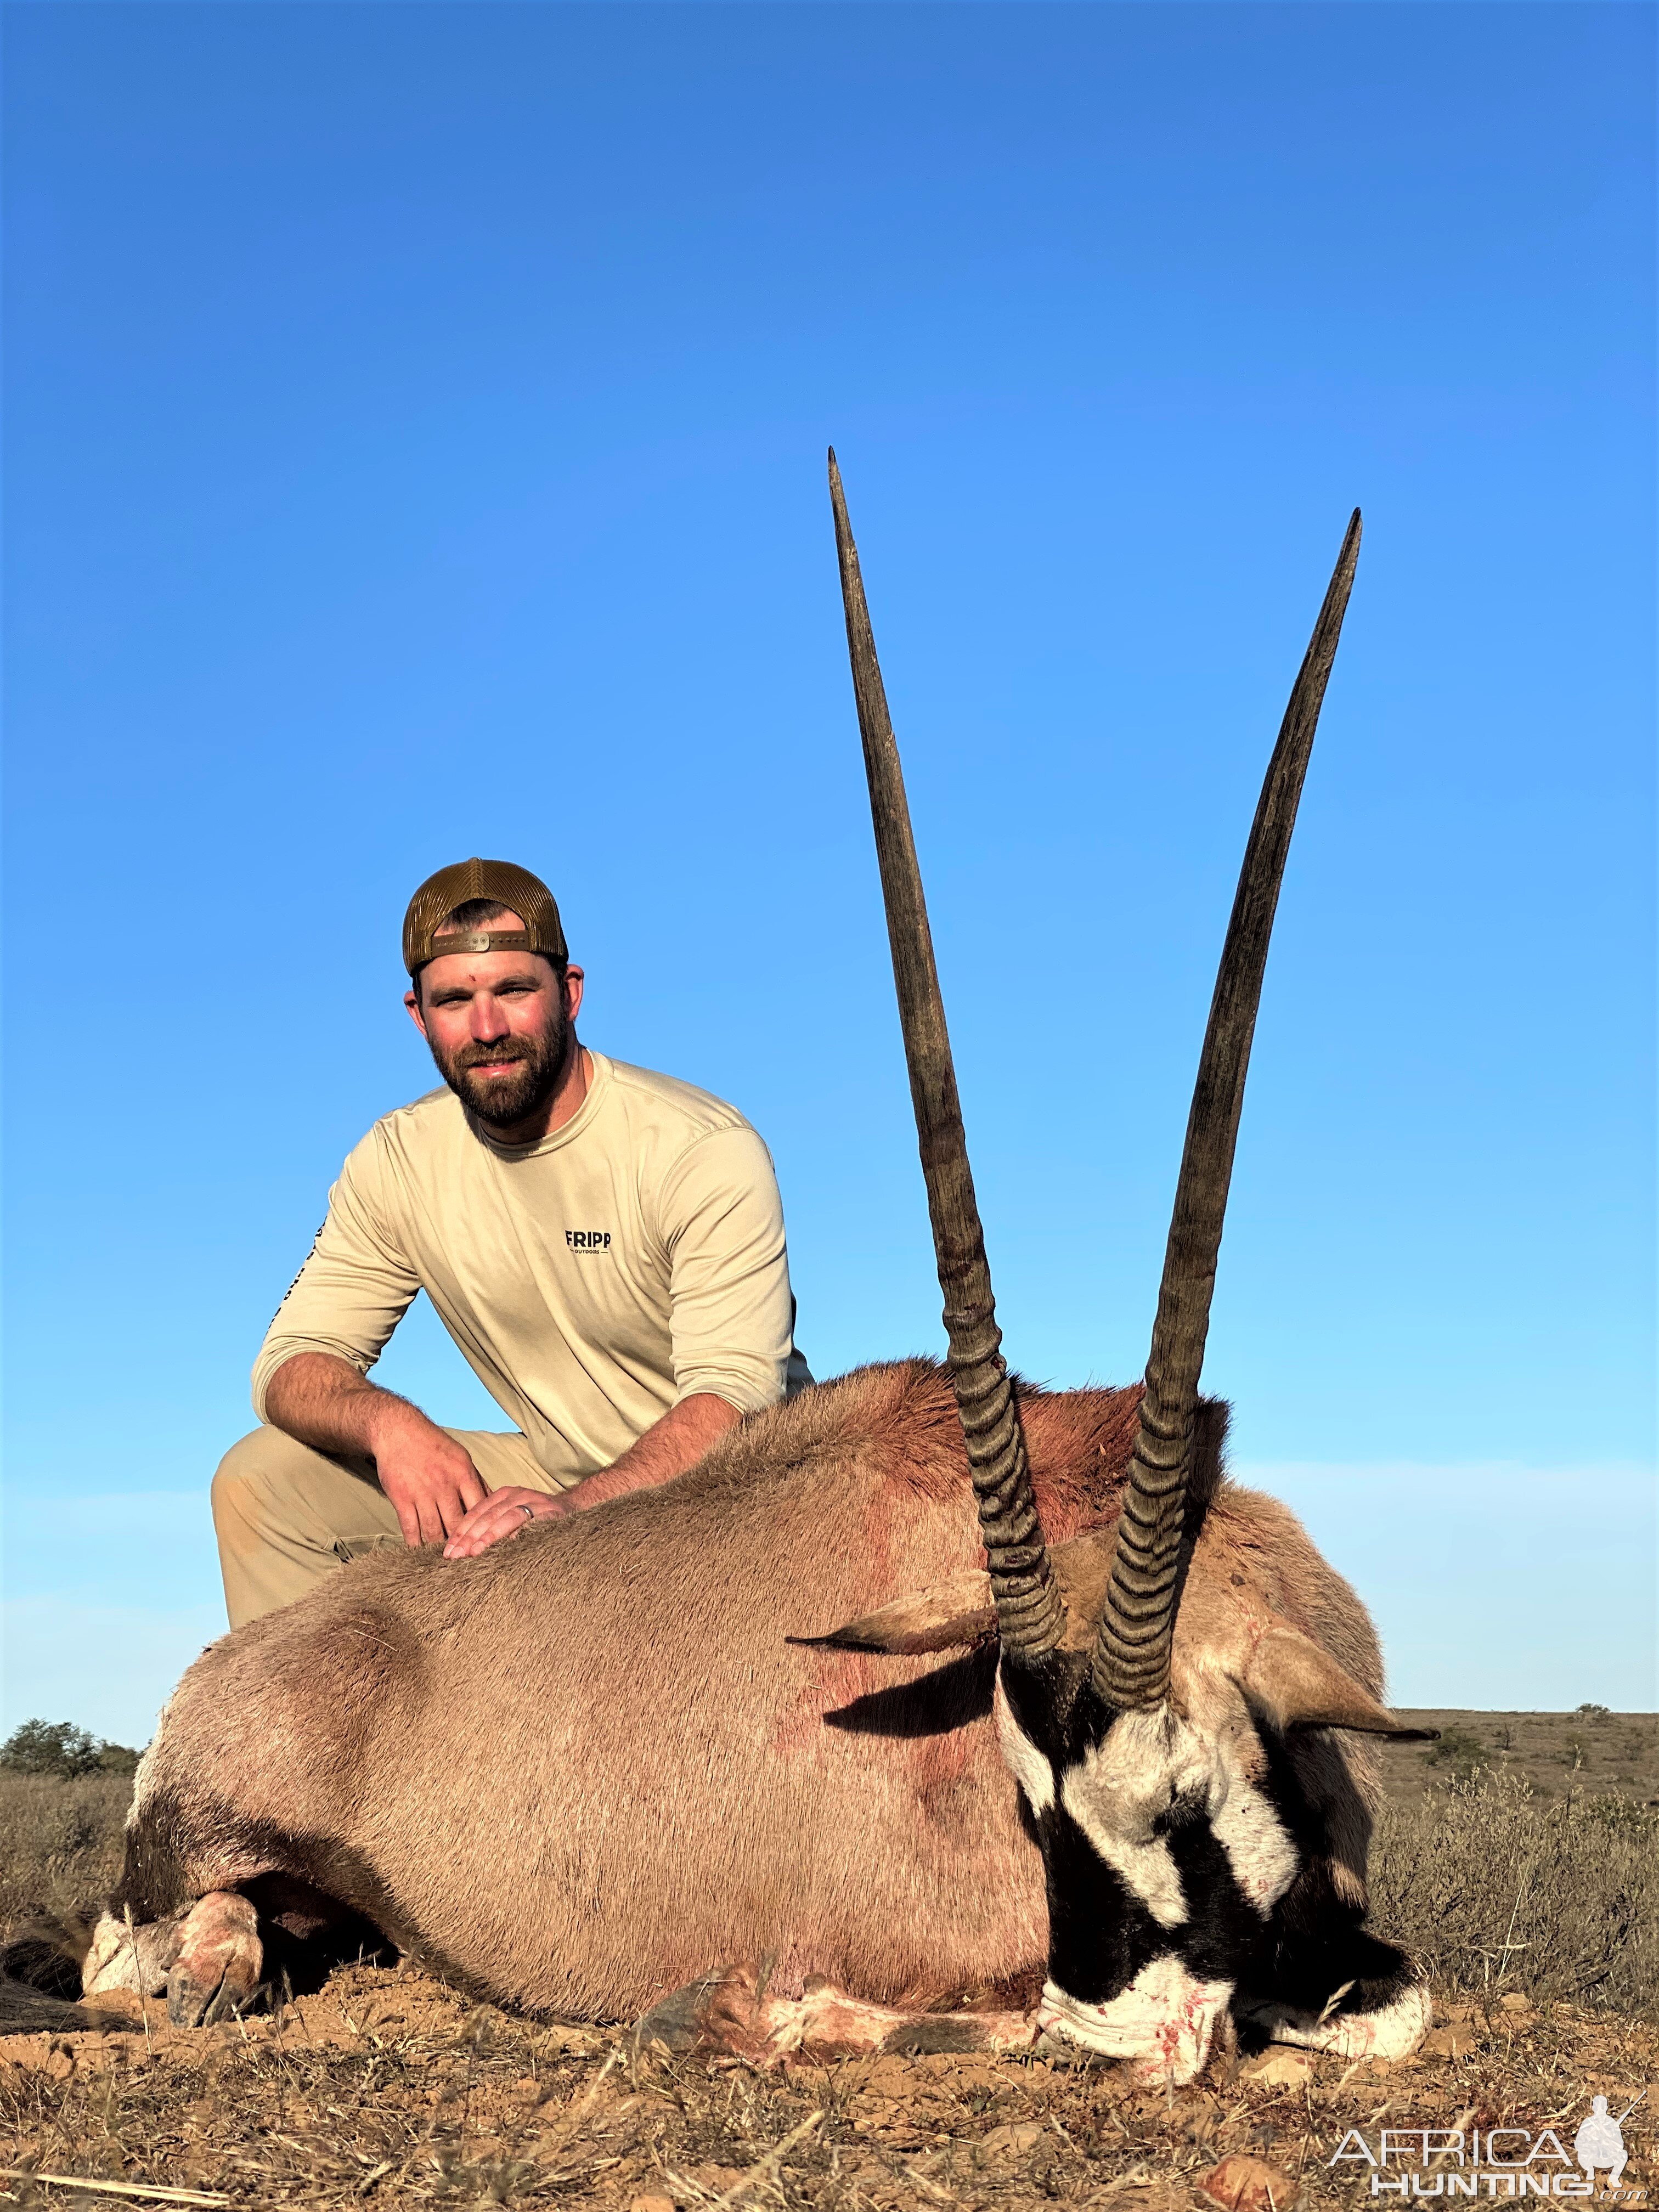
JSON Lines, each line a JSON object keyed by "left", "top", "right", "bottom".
{"left": 211, "top": 1424, "right": 563, "bottom": 1629}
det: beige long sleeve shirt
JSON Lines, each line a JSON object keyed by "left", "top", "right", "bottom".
{"left": 252, "top": 1052, "right": 805, "bottom": 1487}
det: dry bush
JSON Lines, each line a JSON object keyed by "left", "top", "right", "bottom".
{"left": 0, "top": 1773, "right": 130, "bottom": 1929}
{"left": 1372, "top": 1767, "right": 1657, "bottom": 2016}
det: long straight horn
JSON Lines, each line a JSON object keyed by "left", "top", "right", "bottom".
{"left": 1092, "top": 511, "right": 1363, "bottom": 1711}
{"left": 829, "top": 449, "right": 1064, "bottom": 1661}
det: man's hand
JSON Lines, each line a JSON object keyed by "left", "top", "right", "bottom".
{"left": 437, "top": 1395, "right": 743, "bottom": 1563}
{"left": 263, "top": 1353, "right": 487, "bottom": 1548}
{"left": 266, "top": 1356, "right": 742, "bottom": 1566}
{"left": 368, "top": 1400, "right": 490, "bottom": 1546}
{"left": 441, "top": 1485, "right": 568, "bottom": 1559}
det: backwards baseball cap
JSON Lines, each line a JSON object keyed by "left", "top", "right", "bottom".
{"left": 402, "top": 857, "right": 568, "bottom": 977}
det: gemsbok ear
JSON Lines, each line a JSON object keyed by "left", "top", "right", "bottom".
{"left": 1238, "top": 1623, "right": 1438, "bottom": 1740}
{"left": 788, "top": 1569, "right": 996, "bottom": 1656}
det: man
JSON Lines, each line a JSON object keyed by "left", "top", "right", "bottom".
{"left": 212, "top": 856, "right": 808, "bottom": 1627}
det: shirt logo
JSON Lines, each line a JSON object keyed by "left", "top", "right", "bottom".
{"left": 270, "top": 1221, "right": 328, "bottom": 1324}
{"left": 565, "top": 1229, "right": 612, "bottom": 1253}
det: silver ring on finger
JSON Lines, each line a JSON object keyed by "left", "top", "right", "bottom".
{"left": 518, "top": 1502, "right": 536, "bottom": 1522}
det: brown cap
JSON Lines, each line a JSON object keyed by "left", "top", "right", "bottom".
{"left": 402, "top": 857, "right": 568, "bottom": 977}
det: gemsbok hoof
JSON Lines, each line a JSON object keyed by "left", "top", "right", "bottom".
{"left": 633, "top": 1965, "right": 777, "bottom": 2062}
{"left": 82, "top": 1908, "right": 187, "bottom": 1999}
{"left": 166, "top": 1892, "right": 263, "bottom": 2027}
{"left": 632, "top": 1971, "right": 733, "bottom": 2055}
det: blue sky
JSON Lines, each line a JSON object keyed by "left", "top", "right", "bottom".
{"left": 3, "top": 2, "right": 1653, "bottom": 1747}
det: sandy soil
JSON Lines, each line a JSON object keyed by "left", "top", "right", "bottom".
{"left": 1, "top": 1963, "right": 1654, "bottom": 2211}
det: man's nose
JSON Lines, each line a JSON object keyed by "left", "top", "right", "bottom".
{"left": 470, "top": 994, "right": 511, "bottom": 1041}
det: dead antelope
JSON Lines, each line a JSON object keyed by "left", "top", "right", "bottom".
{"left": 43, "top": 460, "right": 1430, "bottom": 2083}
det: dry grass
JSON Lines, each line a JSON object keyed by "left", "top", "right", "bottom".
{"left": 0, "top": 1778, "right": 129, "bottom": 1932}
{"left": 2, "top": 1739, "right": 1654, "bottom": 2210}
{"left": 1, "top": 1969, "right": 1654, "bottom": 2211}
{"left": 1373, "top": 1772, "right": 1658, "bottom": 2018}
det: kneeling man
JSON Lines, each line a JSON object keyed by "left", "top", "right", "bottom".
{"left": 214, "top": 857, "right": 808, "bottom": 1627}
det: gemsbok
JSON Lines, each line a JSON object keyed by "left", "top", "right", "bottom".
{"left": 33, "top": 459, "right": 1432, "bottom": 2084}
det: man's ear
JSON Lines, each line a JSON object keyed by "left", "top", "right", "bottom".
{"left": 1236, "top": 1623, "right": 1437, "bottom": 1740}
{"left": 405, "top": 985, "right": 429, "bottom": 1039}
{"left": 788, "top": 1568, "right": 996, "bottom": 1656}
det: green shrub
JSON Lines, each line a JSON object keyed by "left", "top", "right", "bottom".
{"left": 1421, "top": 1724, "right": 1486, "bottom": 1781}
{"left": 0, "top": 1719, "right": 140, "bottom": 1780}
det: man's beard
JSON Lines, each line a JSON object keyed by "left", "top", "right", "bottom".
{"left": 431, "top": 1006, "right": 571, "bottom": 1130}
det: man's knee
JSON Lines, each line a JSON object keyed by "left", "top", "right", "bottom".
{"left": 213, "top": 1426, "right": 395, "bottom": 1628}
{"left": 211, "top": 1426, "right": 321, "bottom": 1539}
{"left": 212, "top": 1430, "right": 274, "bottom": 1531}
{"left": 212, "top": 1425, "right": 394, "bottom": 1553}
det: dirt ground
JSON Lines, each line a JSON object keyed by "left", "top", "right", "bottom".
{"left": 0, "top": 1966, "right": 1654, "bottom": 2211}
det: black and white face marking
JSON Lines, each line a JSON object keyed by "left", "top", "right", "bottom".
{"left": 992, "top": 1661, "right": 1315, "bottom": 2083}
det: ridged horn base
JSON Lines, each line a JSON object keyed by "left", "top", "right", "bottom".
{"left": 946, "top": 1311, "right": 1065, "bottom": 1655}
{"left": 1090, "top": 1392, "right": 1189, "bottom": 1708}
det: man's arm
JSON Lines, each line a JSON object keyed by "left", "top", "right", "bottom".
{"left": 264, "top": 1352, "right": 488, "bottom": 1547}
{"left": 439, "top": 1391, "right": 740, "bottom": 1559}
{"left": 254, "top": 1130, "right": 454, "bottom": 1543}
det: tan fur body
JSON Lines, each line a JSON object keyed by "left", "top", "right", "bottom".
{"left": 117, "top": 1361, "right": 1384, "bottom": 2022}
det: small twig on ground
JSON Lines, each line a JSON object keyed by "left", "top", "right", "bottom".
{"left": 0, "top": 2175, "right": 229, "bottom": 2209}
{"left": 894, "top": 2158, "right": 957, "bottom": 2204}
{"left": 121, "top": 1906, "right": 152, "bottom": 2058}
{"left": 1493, "top": 1865, "right": 1536, "bottom": 1988}
{"left": 709, "top": 2107, "right": 824, "bottom": 2210}
{"left": 538, "top": 2044, "right": 623, "bottom": 2155}
{"left": 1427, "top": 2110, "right": 1478, "bottom": 2170}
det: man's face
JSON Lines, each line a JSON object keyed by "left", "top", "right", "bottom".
{"left": 405, "top": 913, "right": 585, "bottom": 1132}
